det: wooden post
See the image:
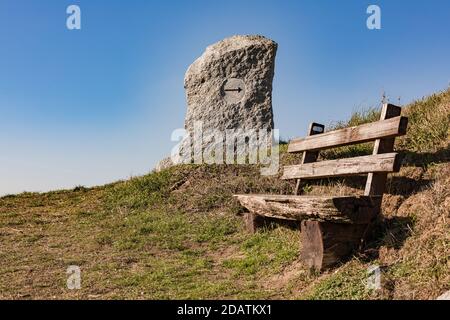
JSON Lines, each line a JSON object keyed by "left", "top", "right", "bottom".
{"left": 296, "top": 123, "right": 362, "bottom": 271}
{"left": 364, "top": 104, "right": 402, "bottom": 196}
{"left": 301, "top": 221, "right": 370, "bottom": 270}
{"left": 294, "top": 123, "right": 325, "bottom": 195}
{"left": 244, "top": 211, "right": 268, "bottom": 233}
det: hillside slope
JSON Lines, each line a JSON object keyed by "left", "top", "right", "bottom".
{"left": 1, "top": 89, "right": 449, "bottom": 300}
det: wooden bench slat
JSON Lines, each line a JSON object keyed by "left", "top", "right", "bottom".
{"left": 282, "top": 152, "right": 401, "bottom": 180}
{"left": 234, "top": 194, "right": 381, "bottom": 224}
{"left": 287, "top": 116, "right": 408, "bottom": 153}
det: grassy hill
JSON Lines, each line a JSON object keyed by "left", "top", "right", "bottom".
{"left": 1, "top": 89, "right": 449, "bottom": 300}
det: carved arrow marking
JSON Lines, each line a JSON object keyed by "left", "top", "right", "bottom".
{"left": 224, "top": 87, "right": 243, "bottom": 93}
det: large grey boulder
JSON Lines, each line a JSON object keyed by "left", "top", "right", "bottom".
{"left": 184, "top": 35, "right": 277, "bottom": 133}
{"left": 156, "top": 35, "right": 277, "bottom": 170}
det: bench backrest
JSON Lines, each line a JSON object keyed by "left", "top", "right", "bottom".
{"left": 284, "top": 104, "right": 408, "bottom": 196}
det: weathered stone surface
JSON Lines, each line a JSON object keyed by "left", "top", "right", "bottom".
{"left": 156, "top": 35, "right": 277, "bottom": 170}
{"left": 184, "top": 35, "right": 277, "bottom": 134}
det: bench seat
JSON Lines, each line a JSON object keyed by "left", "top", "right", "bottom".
{"left": 234, "top": 194, "right": 381, "bottom": 224}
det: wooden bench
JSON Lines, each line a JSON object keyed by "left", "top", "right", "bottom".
{"left": 234, "top": 104, "right": 408, "bottom": 271}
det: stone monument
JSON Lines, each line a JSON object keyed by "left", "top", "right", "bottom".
{"left": 156, "top": 35, "right": 277, "bottom": 170}
{"left": 184, "top": 34, "right": 277, "bottom": 133}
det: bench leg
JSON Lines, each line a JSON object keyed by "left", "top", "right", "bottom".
{"left": 244, "top": 212, "right": 268, "bottom": 233}
{"left": 300, "top": 221, "right": 369, "bottom": 271}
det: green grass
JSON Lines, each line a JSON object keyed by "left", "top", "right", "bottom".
{"left": 223, "top": 228, "right": 299, "bottom": 276}
{"left": 399, "top": 90, "right": 450, "bottom": 152}
{"left": 106, "top": 209, "right": 302, "bottom": 298}
{"left": 0, "top": 88, "right": 449, "bottom": 300}
{"left": 302, "top": 261, "right": 372, "bottom": 300}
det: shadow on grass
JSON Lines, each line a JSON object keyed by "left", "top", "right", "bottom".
{"left": 401, "top": 148, "right": 450, "bottom": 167}
{"left": 387, "top": 176, "right": 432, "bottom": 197}
{"left": 359, "top": 216, "right": 414, "bottom": 262}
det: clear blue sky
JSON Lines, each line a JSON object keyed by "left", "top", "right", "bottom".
{"left": 1, "top": 0, "right": 449, "bottom": 195}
